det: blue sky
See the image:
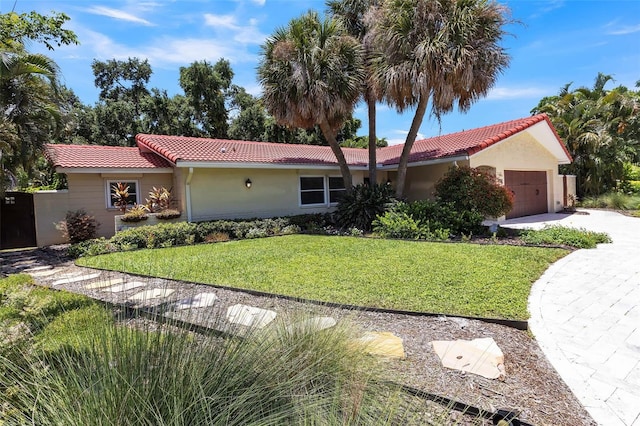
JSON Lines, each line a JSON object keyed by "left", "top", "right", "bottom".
{"left": 4, "top": 0, "right": 639, "bottom": 144}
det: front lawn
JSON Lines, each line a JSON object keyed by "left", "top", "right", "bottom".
{"left": 78, "top": 235, "right": 567, "bottom": 320}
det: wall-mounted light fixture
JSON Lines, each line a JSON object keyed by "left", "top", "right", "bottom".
{"left": 386, "top": 179, "right": 392, "bottom": 185}
{"left": 245, "top": 178, "right": 252, "bottom": 188}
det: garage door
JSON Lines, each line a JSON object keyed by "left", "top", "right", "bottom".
{"left": 504, "top": 171, "right": 548, "bottom": 219}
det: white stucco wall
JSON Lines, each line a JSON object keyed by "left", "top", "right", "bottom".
{"left": 181, "top": 167, "right": 366, "bottom": 222}
{"left": 469, "top": 131, "right": 563, "bottom": 213}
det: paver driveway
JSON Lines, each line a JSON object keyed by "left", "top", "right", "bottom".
{"left": 501, "top": 209, "right": 640, "bottom": 426}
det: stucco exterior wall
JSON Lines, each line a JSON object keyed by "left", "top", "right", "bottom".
{"left": 181, "top": 167, "right": 365, "bottom": 222}
{"left": 401, "top": 160, "right": 470, "bottom": 202}
{"left": 47, "top": 172, "right": 175, "bottom": 240}
{"left": 470, "top": 131, "right": 562, "bottom": 213}
{"left": 33, "top": 190, "right": 70, "bottom": 246}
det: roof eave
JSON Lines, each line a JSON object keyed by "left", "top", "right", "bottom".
{"left": 175, "top": 160, "right": 368, "bottom": 171}
{"left": 55, "top": 167, "right": 174, "bottom": 174}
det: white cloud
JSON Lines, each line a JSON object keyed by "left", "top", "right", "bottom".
{"left": 485, "top": 86, "right": 550, "bottom": 100}
{"left": 605, "top": 23, "right": 640, "bottom": 36}
{"left": 252, "top": 0, "right": 266, "bottom": 5}
{"left": 387, "top": 129, "right": 425, "bottom": 145}
{"left": 204, "top": 13, "right": 238, "bottom": 29}
{"left": 86, "top": 6, "right": 154, "bottom": 26}
{"left": 203, "top": 13, "right": 267, "bottom": 45}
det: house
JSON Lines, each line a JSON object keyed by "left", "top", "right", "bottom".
{"left": 30, "top": 113, "right": 573, "bottom": 247}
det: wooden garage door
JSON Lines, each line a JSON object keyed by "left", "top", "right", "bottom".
{"left": 505, "top": 171, "right": 548, "bottom": 219}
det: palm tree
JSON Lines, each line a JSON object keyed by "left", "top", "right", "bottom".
{"left": 533, "top": 73, "right": 640, "bottom": 197}
{"left": 0, "top": 49, "right": 61, "bottom": 182}
{"left": 327, "top": 0, "right": 381, "bottom": 184}
{"left": 258, "top": 11, "right": 365, "bottom": 190}
{"left": 369, "top": 0, "right": 511, "bottom": 198}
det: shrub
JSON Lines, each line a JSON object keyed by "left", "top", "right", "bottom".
{"left": 120, "top": 204, "right": 149, "bottom": 222}
{"left": 58, "top": 210, "right": 100, "bottom": 243}
{"left": 372, "top": 210, "right": 449, "bottom": 241}
{"left": 397, "top": 200, "right": 485, "bottom": 236}
{"left": 155, "top": 208, "right": 181, "bottom": 220}
{"left": 435, "top": 166, "right": 513, "bottom": 218}
{"left": 335, "top": 183, "right": 396, "bottom": 231}
{"left": 110, "top": 182, "right": 131, "bottom": 214}
{"left": 145, "top": 186, "right": 172, "bottom": 212}
{"left": 520, "top": 226, "right": 611, "bottom": 249}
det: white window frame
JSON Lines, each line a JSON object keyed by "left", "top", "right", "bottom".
{"left": 106, "top": 180, "right": 140, "bottom": 209}
{"left": 298, "top": 175, "right": 346, "bottom": 207}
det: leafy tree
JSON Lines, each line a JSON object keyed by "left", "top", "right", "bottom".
{"left": 0, "top": 9, "right": 75, "bottom": 191}
{"left": 533, "top": 73, "right": 640, "bottom": 197}
{"left": 258, "top": 11, "right": 365, "bottom": 190}
{"left": 368, "top": 0, "right": 511, "bottom": 198}
{"left": 0, "top": 11, "right": 78, "bottom": 50}
{"left": 179, "top": 59, "right": 233, "bottom": 138}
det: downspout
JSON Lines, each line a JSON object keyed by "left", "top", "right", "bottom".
{"left": 186, "top": 167, "right": 194, "bottom": 222}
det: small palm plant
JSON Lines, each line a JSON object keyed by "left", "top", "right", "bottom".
{"left": 111, "top": 182, "right": 130, "bottom": 213}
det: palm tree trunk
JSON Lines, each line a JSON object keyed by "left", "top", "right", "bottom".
{"left": 367, "top": 95, "right": 377, "bottom": 184}
{"left": 395, "top": 96, "right": 428, "bottom": 198}
{"left": 318, "top": 118, "right": 353, "bottom": 192}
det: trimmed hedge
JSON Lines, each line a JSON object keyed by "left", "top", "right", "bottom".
{"left": 68, "top": 216, "right": 310, "bottom": 258}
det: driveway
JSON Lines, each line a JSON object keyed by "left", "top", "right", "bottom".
{"left": 501, "top": 209, "right": 640, "bottom": 426}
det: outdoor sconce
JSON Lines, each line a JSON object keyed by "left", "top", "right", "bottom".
{"left": 386, "top": 179, "right": 392, "bottom": 185}
{"left": 245, "top": 178, "right": 252, "bottom": 188}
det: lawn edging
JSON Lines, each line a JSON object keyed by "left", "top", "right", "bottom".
{"left": 77, "top": 263, "right": 529, "bottom": 330}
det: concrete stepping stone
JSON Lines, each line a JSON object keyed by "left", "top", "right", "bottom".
{"left": 354, "top": 332, "right": 406, "bottom": 359}
{"left": 84, "top": 278, "right": 124, "bottom": 290}
{"left": 286, "top": 316, "right": 337, "bottom": 333}
{"left": 52, "top": 272, "right": 101, "bottom": 286}
{"left": 102, "top": 281, "right": 146, "bottom": 293}
{"left": 128, "top": 288, "right": 175, "bottom": 301}
{"left": 175, "top": 292, "right": 219, "bottom": 310}
{"left": 23, "top": 265, "right": 53, "bottom": 272}
{"left": 226, "top": 304, "right": 276, "bottom": 329}
{"left": 29, "top": 268, "right": 61, "bottom": 277}
{"left": 431, "top": 337, "right": 505, "bottom": 380}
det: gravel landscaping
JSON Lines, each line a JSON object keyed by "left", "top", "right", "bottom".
{"left": 3, "top": 246, "right": 596, "bottom": 425}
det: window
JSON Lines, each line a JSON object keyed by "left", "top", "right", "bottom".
{"left": 300, "top": 177, "right": 325, "bottom": 206}
{"left": 106, "top": 180, "right": 139, "bottom": 209}
{"left": 299, "top": 176, "right": 346, "bottom": 206}
{"left": 328, "top": 177, "right": 346, "bottom": 204}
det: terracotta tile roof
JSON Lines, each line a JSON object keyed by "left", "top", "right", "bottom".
{"left": 135, "top": 134, "right": 369, "bottom": 167}
{"left": 377, "top": 114, "right": 570, "bottom": 165}
{"left": 46, "top": 114, "right": 569, "bottom": 171}
{"left": 45, "top": 144, "right": 173, "bottom": 169}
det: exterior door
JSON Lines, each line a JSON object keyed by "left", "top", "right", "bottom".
{"left": 505, "top": 171, "right": 548, "bottom": 219}
{"left": 1, "top": 192, "right": 37, "bottom": 249}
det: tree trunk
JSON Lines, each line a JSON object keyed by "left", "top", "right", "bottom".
{"left": 318, "top": 118, "right": 353, "bottom": 192}
{"left": 367, "top": 95, "right": 377, "bottom": 184}
{"left": 394, "top": 96, "right": 428, "bottom": 198}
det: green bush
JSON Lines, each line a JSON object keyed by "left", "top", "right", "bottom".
{"left": 397, "top": 200, "right": 485, "bottom": 236}
{"left": 580, "top": 192, "right": 640, "bottom": 210}
{"left": 335, "top": 183, "right": 396, "bottom": 231}
{"left": 372, "top": 210, "right": 449, "bottom": 241}
{"left": 58, "top": 209, "right": 100, "bottom": 243}
{"left": 435, "top": 166, "right": 513, "bottom": 218}
{"left": 520, "top": 226, "right": 611, "bottom": 249}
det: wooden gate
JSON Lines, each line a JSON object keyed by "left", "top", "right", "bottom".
{"left": 1, "top": 192, "right": 37, "bottom": 249}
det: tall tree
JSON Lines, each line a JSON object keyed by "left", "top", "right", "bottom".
{"left": 1, "top": 10, "right": 76, "bottom": 191}
{"left": 327, "top": 0, "right": 381, "bottom": 184}
{"left": 533, "top": 73, "right": 640, "bottom": 197}
{"left": 369, "top": 0, "right": 510, "bottom": 198}
{"left": 258, "top": 11, "right": 365, "bottom": 190}
{"left": 179, "top": 59, "right": 233, "bottom": 138}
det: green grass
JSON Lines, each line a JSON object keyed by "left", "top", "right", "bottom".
{"left": 78, "top": 235, "right": 568, "bottom": 320}
{"left": 1, "top": 275, "right": 425, "bottom": 425}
